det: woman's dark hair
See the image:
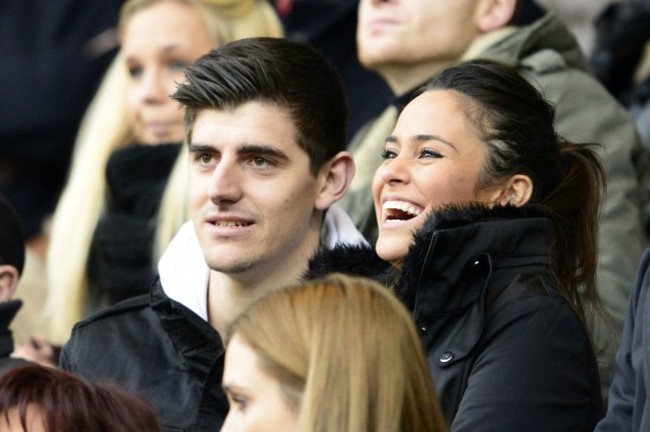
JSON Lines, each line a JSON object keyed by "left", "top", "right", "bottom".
{"left": 425, "top": 59, "right": 606, "bottom": 323}
{"left": 0, "top": 365, "right": 161, "bottom": 432}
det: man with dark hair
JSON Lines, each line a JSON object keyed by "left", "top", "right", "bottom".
{"left": 0, "top": 193, "right": 29, "bottom": 374}
{"left": 341, "top": 0, "right": 647, "bottom": 398}
{"left": 60, "top": 37, "right": 363, "bottom": 432}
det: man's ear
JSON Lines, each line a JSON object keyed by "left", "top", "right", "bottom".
{"left": 474, "top": 0, "right": 519, "bottom": 33}
{"left": 0, "top": 265, "right": 19, "bottom": 303}
{"left": 488, "top": 174, "right": 533, "bottom": 207}
{"left": 314, "top": 151, "right": 356, "bottom": 211}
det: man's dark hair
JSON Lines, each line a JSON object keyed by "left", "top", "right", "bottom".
{"left": 173, "top": 37, "right": 349, "bottom": 174}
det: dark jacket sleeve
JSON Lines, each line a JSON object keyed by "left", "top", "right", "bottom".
{"left": 451, "top": 290, "right": 603, "bottom": 431}
{"left": 596, "top": 249, "right": 650, "bottom": 431}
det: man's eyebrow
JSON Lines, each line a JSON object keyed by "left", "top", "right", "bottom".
{"left": 237, "top": 144, "right": 290, "bottom": 162}
{"left": 188, "top": 143, "right": 216, "bottom": 153}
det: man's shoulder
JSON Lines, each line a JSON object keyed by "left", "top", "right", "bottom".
{"left": 71, "top": 294, "right": 154, "bottom": 333}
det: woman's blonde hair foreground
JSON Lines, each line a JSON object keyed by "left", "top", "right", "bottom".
{"left": 45, "top": 0, "right": 283, "bottom": 344}
{"left": 227, "top": 274, "right": 447, "bottom": 432}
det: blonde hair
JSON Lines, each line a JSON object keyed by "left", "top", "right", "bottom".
{"left": 45, "top": 0, "right": 283, "bottom": 344}
{"left": 227, "top": 274, "right": 447, "bottom": 432}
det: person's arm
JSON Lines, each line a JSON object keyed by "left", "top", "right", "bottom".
{"left": 595, "top": 249, "right": 650, "bottom": 431}
{"left": 451, "top": 292, "right": 602, "bottom": 431}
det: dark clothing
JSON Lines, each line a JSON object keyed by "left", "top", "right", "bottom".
{"left": 60, "top": 282, "right": 227, "bottom": 432}
{"left": 88, "top": 143, "right": 180, "bottom": 308}
{"left": 0, "top": 300, "right": 30, "bottom": 374}
{"left": 309, "top": 205, "right": 604, "bottom": 431}
{"left": 61, "top": 213, "right": 366, "bottom": 432}
{"left": 596, "top": 248, "right": 650, "bottom": 431}
{"left": 0, "top": 0, "right": 123, "bottom": 238}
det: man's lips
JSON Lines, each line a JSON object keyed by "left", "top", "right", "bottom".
{"left": 207, "top": 216, "right": 255, "bottom": 228}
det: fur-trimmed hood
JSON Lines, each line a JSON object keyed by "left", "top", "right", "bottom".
{"left": 307, "top": 204, "right": 554, "bottom": 314}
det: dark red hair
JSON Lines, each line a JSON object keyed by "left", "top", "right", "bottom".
{"left": 0, "top": 365, "right": 160, "bottom": 432}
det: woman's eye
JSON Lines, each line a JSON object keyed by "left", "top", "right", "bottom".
{"left": 232, "top": 395, "right": 248, "bottom": 411}
{"left": 380, "top": 149, "right": 398, "bottom": 160}
{"left": 127, "top": 65, "right": 142, "bottom": 79}
{"left": 420, "top": 148, "right": 442, "bottom": 158}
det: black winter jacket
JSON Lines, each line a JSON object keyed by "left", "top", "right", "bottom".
{"left": 60, "top": 281, "right": 228, "bottom": 432}
{"left": 309, "top": 205, "right": 604, "bottom": 431}
{"left": 60, "top": 213, "right": 366, "bottom": 432}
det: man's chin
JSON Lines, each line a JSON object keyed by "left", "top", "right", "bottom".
{"left": 205, "top": 257, "right": 254, "bottom": 275}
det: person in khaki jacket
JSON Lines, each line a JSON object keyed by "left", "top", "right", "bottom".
{"left": 341, "top": 0, "right": 648, "bottom": 397}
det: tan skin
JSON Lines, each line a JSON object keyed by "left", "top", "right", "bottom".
{"left": 372, "top": 90, "right": 531, "bottom": 265}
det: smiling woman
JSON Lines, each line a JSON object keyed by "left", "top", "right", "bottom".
{"left": 42, "top": 0, "right": 283, "bottom": 348}
{"left": 313, "top": 59, "right": 607, "bottom": 431}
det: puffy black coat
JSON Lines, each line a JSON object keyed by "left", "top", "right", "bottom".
{"left": 309, "top": 205, "right": 604, "bottom": 431}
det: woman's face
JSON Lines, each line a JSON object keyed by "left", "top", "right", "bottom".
{"left": 122, "top": 0, "right": 216, "bottom": 144}
{"left": 373, "top": 90, "right": 502, "bottom": 264}
{"left": 221, "top": 334, "right": 300, "bottom": 432}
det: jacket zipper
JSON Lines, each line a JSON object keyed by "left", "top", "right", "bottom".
{"left": 412, "top": 232, "right": 438, "bottom": 318}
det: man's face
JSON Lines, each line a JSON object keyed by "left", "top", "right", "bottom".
{"left": 188, "top": 102, "right": 325, "bottom": 280}
{"left": 357, "top": 0, "right": 480, "bottom": 72}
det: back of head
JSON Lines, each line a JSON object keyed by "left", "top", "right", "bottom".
{"left": 0, "top": 193, "right": 25, "bottom": 277}
{"left": 173, "top": 37, "right": 349, "bottom": 173}
{"left": 426, "top": 59, "right": 605, "bottom": 320}
{"left": 0, "top": 365, "right": 161, "bottom": 432}
{"left": 228, "top": 274, "right": 446, "bottom": 432}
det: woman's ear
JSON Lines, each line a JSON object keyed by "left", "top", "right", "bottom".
{"left": 493, "top": 174, "right": 533, "bottom": 206}
{"left": 314, "top": 151, "right": 356, "bottom": 211}
{"left": 0, "top": 265, "right": 19, "bottom": 303}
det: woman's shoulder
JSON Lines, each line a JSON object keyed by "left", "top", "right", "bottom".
{"left": 485, "top": 273, "right": 590, "bottom": 345}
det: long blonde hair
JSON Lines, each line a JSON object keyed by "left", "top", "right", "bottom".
{"left": 227, "top": 274, "right": 447, "bottom": 432}
{"left": 45, "top": 0, "right": 283, "bottom": 344}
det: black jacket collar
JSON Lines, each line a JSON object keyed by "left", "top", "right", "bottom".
{"left": 307, "top": 204, "right": 553, "bottom": 312}
{"left": 397, "top": 204, "right": 553, "bottom": 314}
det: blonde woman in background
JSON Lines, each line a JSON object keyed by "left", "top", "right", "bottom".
{"left": 43, "top": 0, "right": 283, "bottom": 347}
{"left": 223, "top": 273, "right": 447, "bottom": 432}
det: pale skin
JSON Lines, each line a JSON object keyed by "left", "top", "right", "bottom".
{"left": 188, "top": 102, "right": 354, "bottom": 336}
{"left": 221, "top": 335, "right": 300, "bottom": 432}
{"left": 122, "top": 0, "right": 216, "bottom": 144}
{"left": 357, "top": 0, "right": 519, "bottom": 95}
{"left": 372, "top": 90, "right": 531, "bottom": 265}
{"left": 0, "top": 264, "right": 18, "bottom": 303}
